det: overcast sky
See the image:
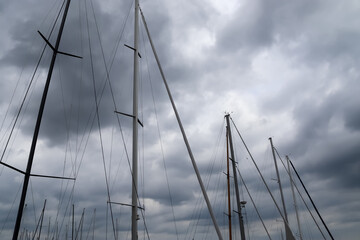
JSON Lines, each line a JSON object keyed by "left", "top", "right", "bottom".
{"left": 0, "top": 0, "right": 359, "bottom": 239}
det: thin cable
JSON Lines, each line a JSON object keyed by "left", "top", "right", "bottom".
{"left": 273, "top": 148, "right": 326, "bottom": 239}
{"left": 141, "top": 19, "right": 179, "bottom": 239}
{"left": 85, "top": 1, "right": 116, "bottom": 239}
{"left": 230, "top": 117, "right": 295, "bottom": 238}
{"left": 140, "top": 7, "right": 223, "bottom": 240}
{"left": 88, "top": 0, "right": 151, "bottom": 239}
{"left": 0, "top": 0, "right": 66, "bottom": 164}
{"left": 87, "top": 0, "right": 151, "bottom": 238}
{"left": 57, "top": 56, "right": 77, "bottom": 178}
{"left": 29, "top": 179, "right": 38, "bottom": 228}
{"left": 0, "top": 183, "right": 22, "bottom": 235}
{"left": 185, "top": 119, "right": 225, "bottom": 240}
{"left": 0, "top": 70, "right": 22, "bottom": 138}
{"left": 236, "top": 166, "right": 272, "bottom": 239}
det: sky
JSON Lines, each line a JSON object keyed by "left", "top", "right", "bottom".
{"left": 0, "top": 0, "right": 359, "bottom": 239}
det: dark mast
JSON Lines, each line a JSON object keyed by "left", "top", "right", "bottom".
{"left": 12, "top": 0, "right": 74, "bottom": 239}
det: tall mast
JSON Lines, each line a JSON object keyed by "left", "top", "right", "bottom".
{"left": 269, "top": 138, "right": 292, "bottom": 240}
{"left": 226, "top": 128, "right": 232, "bottom": 240}
{"left": 131, "top": 0, "right": 140, "bottom": 239}
{"left": 12, "top": 0, "right": 72, "bottom": 239}
{"left": 225, "top": 114, "right": 246, "bottom": 240}
{"left": 286, "top": 156, "right": 303, "bottom": 240}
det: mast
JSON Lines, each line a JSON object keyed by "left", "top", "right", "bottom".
{"left": 286, "top": 156, "right": 303, "bottom": 240}
{"left": 269, "top": 138, "right": 292, "bottom": 240}
{"left": 226, "top": 128, "right": 232, "bottom": 240}
{"left": 225, "top": 114, "right": 246, "bottom": 240}
{"left": 12, "top": 0, "right": 72, "bottom": 239}
{"left": 131, "top": 0, "right": 140, "bottom": 239}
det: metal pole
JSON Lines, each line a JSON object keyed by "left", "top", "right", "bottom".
{"left": 12, "top": 0, "right": 72, "bottom": 238}
{"left": 289, "top": 159, "right": 334, "bottom": 240}
{"left": 226, "top": 129, "right": 232, "bottom": 240}
{"left": 225, "top": 114, "right": 246, "bottom": 240}
{"left": 269, "top": 138, "right": 288, "bottom": 221}
{"left": 131, "top": 0, "right": 140, "bottom": 239}
{"left": 230, "top": 120, "right": 295, "bottom": 240}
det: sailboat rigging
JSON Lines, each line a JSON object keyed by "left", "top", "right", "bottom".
{"left": 1, "top": 0, "right": 224, "bottom": 239}
{"left": 225, "top": 114, "right": 246, "bottom": 240}
{"left": 0, "top": 0, "right": 80, "bottom": 239}
{"left": 269, "top": 137, "right": 295, "bottom": 240}
{"left": 223, "top": 115, "right": 334, "bottom": 240}
{"left": 0, "top": 1, "right": 336, "bottom": 239}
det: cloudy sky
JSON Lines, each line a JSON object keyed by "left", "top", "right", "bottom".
{"left": 0, "top": 0, "right": 359, "bottom": 239}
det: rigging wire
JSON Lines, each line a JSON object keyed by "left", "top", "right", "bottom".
{"left": 0, "top": 0, "right": 61, "bottom": 146}
{"left": 0, "top": 1, "right": 49, "bottom": 137}
{"left": 0, "top": 70, "right": 23, "bottom": 141}
{"left": 85, "top": 0, "right": 117, "bottom": 238}
{"left": 87, "top": 0, "right": 151, "bottom": 239}
{"left": 184, "top": 118, "right": 225, "bottom": 240}
{"left": 88, "top": 0, "right": 126, "bottom": 236}
{"left": 0, "top": 1, "right": 80, "bottom": 238}
{"left": 203, "top": 120, "right": 227, "bottom": 223}
{"left": 46, "top": 0, "right": 92, "bottom": 237}
{"left": 54, "top": 57, "right": 79, "bottom": 228}
{"left": 85, "top": 209, "right": 96, "bottom": 240}
{"left": 235, "top": 166, "right": 272, "bottom": 239}
{"left": 0, "top": 183, "right": 22, "bottom": 236}
{"left": 81, "top": 1, "right": 152, "bottom": 239}
{"left": 29, "top": 179, "right": 37, "bottom": 230}
{"left": 229, "top": 116, "right": 296, "bottom": 238}
{"left": 51, "top": 5, "right": 99, "bottom": 232}
{"left": 45, "top": 1, "right": 88, "bottom": 236}
{"left": 56, "top": 55, "right": 78, "bottom": 179}
{"left": 0, "top": 0, "right": 66, "bottom": 164}
{"left": 140, "top": 7, "right": 224, "bottom": 240}
{"left": 273, "top": 148, "right": 327, "bottom": 239}
{"left": 205, "top": 149, "right": 228, "bottom": 239}
{"left": 67, "top": 0, "right": 133, "bottom": 207}
{"left": 140, "top": 16, "right": 180, "bottom": 240}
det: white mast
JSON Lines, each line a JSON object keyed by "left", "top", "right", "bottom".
{"left": 131, "top": 0, "right": 140, "bottom": 239}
